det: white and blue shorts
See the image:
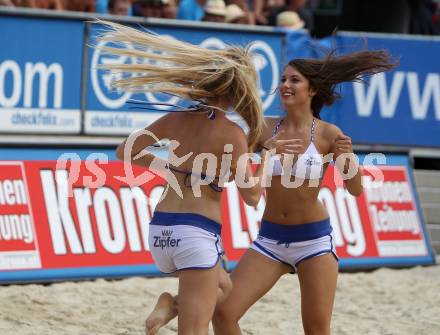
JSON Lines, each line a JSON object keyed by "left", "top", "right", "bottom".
{"left": 148, "top": 211, "right": 224, "bottom": 274}
{"left": 250, "top": 218, "right": 338, "bottom": 273}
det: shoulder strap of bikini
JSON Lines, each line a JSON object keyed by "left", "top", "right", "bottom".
{"left": 272, "top": 118, "right": 284, "bottom": 136}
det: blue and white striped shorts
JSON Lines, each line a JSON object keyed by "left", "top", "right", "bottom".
{"left": 148, "top": 212, "right": 224, "bottom": 274}
{"left": 251, "top": 218, "right": 338, "bottom": 273}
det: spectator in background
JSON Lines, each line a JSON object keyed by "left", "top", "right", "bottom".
{"left": 14, "top": 0, "right": 64, "bottom": 9}
{"left": 409, "top": 0, "right": 440, "bottom": 34}
{"left": 65, "top": 0, "right": 95, "bottom": 12}
{"left": 133, "top": 0, "right": 177, "bottom": 19}
{"left": 225, "top": 3, "right": 248, "bottom": 24}
{"left": 276, "top": 10, "right": 304, "bottom": 29}
{"left": 162, "top": 0, "right": 177, "bottom": 19}
{"left": 96, "top": 0, "right": 109, "bottom": 13}
{"left": 226, "top": 0, "right": 254, "bottom": 24}
{"left": 0, "top": 0, "right": 15, "bottom": 6}
{"left": 108, "top": 0, "right": 131, "bottom": 15}
{"left": 203, "top": 0, "right": 226, "bottom": 22}
{"left": 133, "top": 0, "right": 163, "bottom": 18}
{"left": 96, "top": 0, "right": 134, "bottom": 15}
{"left": 177, "top": 0, "right": 205, "bottom": 21}
{"left": 268, "top": 0, "right": 314, "bottom": 31}
{"left": 254, "top": 0, "right": 284, "bottom": 25}
{"left": 435, "top": 0, "right": 440, "bottom": 33}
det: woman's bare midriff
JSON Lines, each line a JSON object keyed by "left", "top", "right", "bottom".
{"left": 263, "top": 177, "right": 329, "bottom": 225}
{"left": 154, "top": 177, "right": 223, "bottom": 224}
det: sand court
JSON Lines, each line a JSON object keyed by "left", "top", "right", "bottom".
{"left": 1, "top": 261, "right": 439, "bottom": 335}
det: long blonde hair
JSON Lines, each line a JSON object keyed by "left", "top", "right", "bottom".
{"left": 95, "top": 20, "right": 263, "bottom": 149}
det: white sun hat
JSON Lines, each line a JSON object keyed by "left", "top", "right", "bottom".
{"left": 225, "top": 4, "right": 246, "bottom": 23}
{"left": 204, "top": 0, "right": 226, "bottom": 16}
{"left": 276, "top": 11, "right": 305, "bottom": 29}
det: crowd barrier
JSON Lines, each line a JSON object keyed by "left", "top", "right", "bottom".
{"left": 1, "top": 9, "right": 439, "bottom": 147}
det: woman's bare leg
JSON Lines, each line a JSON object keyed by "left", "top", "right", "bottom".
{"left": 145, "top": 261, "right": 231, "bottom": 334}
{"left": 297, "top": 253, "right": 338, "bottom": 335}
{"left": 217, "top": 267, "right": 232, "bottom": 304}
{"left": 213, "top": 249, "right": 291, "bottom": 335}
{"left": 177, "top": 262, "right": 221, "bottom": 335}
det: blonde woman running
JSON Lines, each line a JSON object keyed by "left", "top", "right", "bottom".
{"left": 97, "top": 21, "right": 297, "bottom": 335}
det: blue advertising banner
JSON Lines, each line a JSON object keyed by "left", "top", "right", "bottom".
{"left": 85, "top": 23, "right": 284, "bottom": 135}
{"left": 284, "top": 31, "right": 440, "bottom": 147}
{"left": 0, "top": 16, "right": 83, "bottom": 133}
{"left": 1, "top": 14, "right": 439, "bottom": 147}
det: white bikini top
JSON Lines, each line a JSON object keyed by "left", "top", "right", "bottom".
{"left": 268, "top": 118, "right": 324, "bottom": 180}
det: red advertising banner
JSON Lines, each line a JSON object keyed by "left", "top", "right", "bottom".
{"left": 0, "top": 162, "right": 41, "bottom": 270}
{"left": 0, "top": 149, "right": 435, "bottom": 282}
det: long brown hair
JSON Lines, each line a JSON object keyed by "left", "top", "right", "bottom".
{"left": 289, "top": 50, "right": 397, "bottom": 118}
{"left": 96, "top": 20, "right": 263, "bottom": 149}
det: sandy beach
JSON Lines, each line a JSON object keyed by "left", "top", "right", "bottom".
{"left": 1, "top": 261, "right": 439, "bottom": 335}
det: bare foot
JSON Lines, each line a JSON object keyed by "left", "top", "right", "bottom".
{"left": 145, "top": 292, "right": 177, "bottom": 335}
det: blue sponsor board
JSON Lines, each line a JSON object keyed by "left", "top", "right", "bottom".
{"left": 85, "top": 23, "right": 284, "bottom": 134}
{"left": 284, "top": 31, "right": 440, "bottom": 147}
{"left": 1, "top": 14, "right": 439, "bottom": 147}
{"left": 334, "top": 34, "right": 440, "bottom": 148}
{"left": 0, "top": 16, "right": 83, "bottom": 133}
